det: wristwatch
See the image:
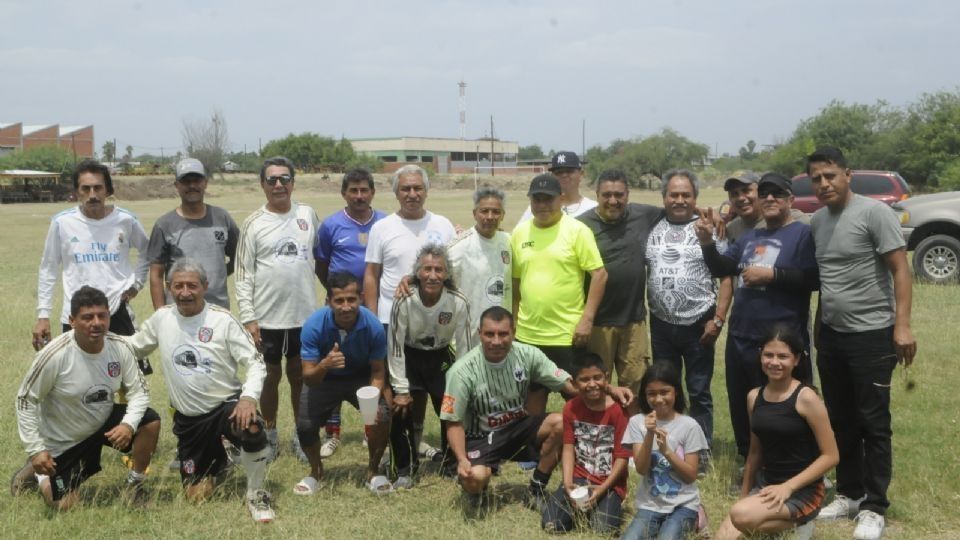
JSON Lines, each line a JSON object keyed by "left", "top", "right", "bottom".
{"left": 712, "top": 316, "right": 724, "bottom": 329}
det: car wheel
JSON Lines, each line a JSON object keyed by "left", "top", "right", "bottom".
{"left": 913, "top": 234, "right": 960, "bottom": 283}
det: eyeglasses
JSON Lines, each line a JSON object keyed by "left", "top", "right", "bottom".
{"left": 265, "top": 175, "right": 293, "bottom": 186}
{"left": 758, "top": 188, "right": 791, "bottom": 199}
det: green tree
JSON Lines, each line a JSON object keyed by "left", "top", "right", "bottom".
{"left": 261, "top": 132, "right": 334, "bottom": 170}
{"left": 518, "top": 144, "right": 545, "bottom": 160}
{"left": 101, "top": 140, "right": 116, "bottom": 162}
{"left": 897, "top": 90, "right": 960, "bottom": 186}
{"left": 584, "top": 128, "right": 709, "bottom": 187}
{"left": 0, "top": 145, "right": 77, "bottom": 175}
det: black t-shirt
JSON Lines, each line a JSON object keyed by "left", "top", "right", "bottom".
{"left": 578, "top": 203, "right": 663, "bottom": 326}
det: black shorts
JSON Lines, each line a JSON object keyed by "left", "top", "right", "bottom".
{"left": 464, "top": 413, "right": 547, "bottom": 467}
{"left": 260, "top": 327, "right": 302, "bottom": 365}
{"left": 173, "top": 400, "right": 264, "bottom": 484}
{"left": 753, "top": 470, "right": 826, "bottom": 524}
{"left": 296, "top": 376, "right": 389, "bottom": 447}
{"left": 517, "top": 341, "right": 576, "bottom": 392}
{"left": 49, "top": 404, "right": 161, "bottom": 501}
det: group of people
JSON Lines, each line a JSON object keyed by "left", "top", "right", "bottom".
{"left": 13, "top": 146, "right": 915, "bottom": 540}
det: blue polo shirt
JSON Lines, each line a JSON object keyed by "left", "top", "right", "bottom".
{"left": 314, "top": 209, "right": 386, "bottom": 284}
{"left": 300, "top": 305, "right": 386, "bottom": 380}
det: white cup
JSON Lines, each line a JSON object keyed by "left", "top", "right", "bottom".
{"left": 356, "top": 386, "right": 380, "bottom": 425}
{"left": 570, "top": 486, "right": 590, "bottom": 510}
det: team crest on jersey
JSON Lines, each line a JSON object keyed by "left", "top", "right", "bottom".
{"left": 198, "top": 327, "right": 213, "bottom": 342}
{"left": 438, "top": 312, "right": 452, "bottom": 325}
{"left": 107, "top": 361, "right": 121, "bottom": 377}
{"left": 357, "top": 232, "right": 368, "bottom": 246}
{"left": 501, "top": 250, "right": 510, "bottom": 264}
{"left": 214, "top": 229, "right": 226, "bottom": 242}
{"left": 182, "top": 459, "right": 196, "bottom": 475}
{"left": 513, "top": 367, "right": 527, "bottom": 382}
{"left": 297, "top": 218, "right": 308, "bottom": 231}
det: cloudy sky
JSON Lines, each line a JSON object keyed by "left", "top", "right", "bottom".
{"left": 3, "top": 0, "right": 959, "bottom": 158}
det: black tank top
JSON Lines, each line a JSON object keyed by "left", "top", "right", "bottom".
{"left": 751, "top": 383, "right": 820, "bottom": 485}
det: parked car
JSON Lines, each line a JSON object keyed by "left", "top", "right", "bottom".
{"left": 892, "top": 191, "right": 960, "bottom": 283}
{"left": 790, "top": 170, "right": 911, "bottom": 213}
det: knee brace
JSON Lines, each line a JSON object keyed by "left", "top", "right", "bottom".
{"left": 240, "top": 417, "right": 268, "bottom": 452}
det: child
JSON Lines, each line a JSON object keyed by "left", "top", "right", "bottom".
{"left": 541, "top": 353, "right": 631, "bottom": 535}
{"left": 621, "top": 361, "right": 707, "bottom": 540}
{"left": 715, "top": 325, "right": 838, "bottom": 539}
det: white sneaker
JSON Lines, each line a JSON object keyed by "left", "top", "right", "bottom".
{"left": 853, "top": 510, "right": 885, "bottom": 540}
{"left": 418, "top": 441, "right": 439, "bottom": 458}
{"left": 817, "top": 494, "right": 864, "bottom": 520}
{"left": 247, "top": 489, "right": 276, "bottom": 523}
{"left": 320, "top": 437, "right": 341, "bottom": 459}
{"left": 393, "top": 475, "right": 414, "bottom": 490}
{"left": 265, "top": 429, "right": 279, "bottom": 463}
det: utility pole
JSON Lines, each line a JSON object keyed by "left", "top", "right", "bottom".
{"left": 490, "top": 115, "right": 495, "bottom": 177}
{"left": 581, "top": 119, "right": 586, "bottom": 158}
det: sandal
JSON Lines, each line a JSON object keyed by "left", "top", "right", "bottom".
{"left": 366, "top": 474, "right": 394, "bottom": 495}
{"left": 292, "top": 476, "right": 319, "bottom": 496}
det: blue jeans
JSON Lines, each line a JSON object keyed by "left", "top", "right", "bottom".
{"left": 649, "top": 316, "right": 715, "bottom": 445}
{"left": 621, "top": 507, "right": 698, "bottom": 540}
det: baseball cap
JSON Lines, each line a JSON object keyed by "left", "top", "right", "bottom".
{"left": 723, "top": 171, "right": 761, "bottom": 191}
{"left": 527, "top": 173, "right": 562, "bottom": 197}
{"left": 758, "top": 172, "right": 793, "bottom": 194}
{"left": 548, "top": 151, "right": 583, "bottom": 171}
{"left": 176, "top": 158, "right": 206, "bottom": 181}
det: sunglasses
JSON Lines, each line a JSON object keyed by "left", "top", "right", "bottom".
{"left": 758, "top": 188, "right": 791, "bottom": 199}
{"left": 264, "top": 175, "right": 293, "bottom": 186}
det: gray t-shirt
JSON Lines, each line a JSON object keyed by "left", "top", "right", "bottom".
{"left": 622, "top": 414, "right": 707, "bottom": 513}
{"left": 811, "top": 195, "right": 904, "bottom": 332}
{"left": 146, "top": 205, "right": 239, "bottom": 308}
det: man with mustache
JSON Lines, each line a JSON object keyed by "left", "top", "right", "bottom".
{"left": 146, "top": 158, "right": 239, "bottom": 311}
{"left": 33, "top": 160, "right": 150, "bottom": 356}
{"left": 724, "top": 171, "right": 809, "bottom": 243}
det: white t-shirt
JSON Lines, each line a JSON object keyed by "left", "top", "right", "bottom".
{"left": 447, "top": 227, "right": 512, "bottom": 345}
{"left": 622, "top": 413, "right": 707, "bottom": 513}
{"left": 388, "top": 287, "right": 472, "bottom": 394}
{"left": 127, "top": 303, "right": 266, "bottom": 417}
{"left": 37, "top": 206, "right": 149, "bottom": 324}
{"left": 365, "top": 211, "right": 456, "bottom": 323}
{"left": 236, "top": 202, "right": 319, "bottom": 328}
{"left": 16, "top": 332, "right": 150, "bottom": 457}
{"left": 516, "top": 196, "right": 598, "bottom": 224}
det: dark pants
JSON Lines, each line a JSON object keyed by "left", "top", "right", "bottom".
{"left": 389, "top": 346, "right": 451, "bottom": 477}
{"left": 650, "top": 316, "right": 715, "bottom": 445}
{"left": 541, "top": 478, "right": 623, "bottom": 535}
{"left": 817, "top": 324, "right": 896, "bottom": 515}
{"left": 725, "top": 334, "right": 765, "bottom": 459}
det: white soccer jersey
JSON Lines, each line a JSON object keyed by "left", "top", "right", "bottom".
{"left": 388, "top": 287, "right": 472, "bottom": 394}
{"left": 127, "top": 303, "right": 266, "bottom": 417}
{"left": 447, "top": 227, "right": 512, "bottom": 345}
{"left": 16, "top": 332, "right": 150, "bottom": 457}
{"left": 235, "top": 202, "right": 319, "bottom": 329}
{"left": 37, "top": 207, "right": 149, "bottom": 324}
{"left": 365, "top": 212, "right": 456, "bottom": 323}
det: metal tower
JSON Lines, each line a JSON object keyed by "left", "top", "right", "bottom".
{"left": 458, "top": 81, "right": 467, "bottom": 139}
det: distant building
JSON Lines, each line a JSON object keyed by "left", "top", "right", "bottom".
{"left": 350, "top": 136, "right": 519, "bottom": 174}
{"left": 0, "top": 122, "right": 95, "bottom": 157}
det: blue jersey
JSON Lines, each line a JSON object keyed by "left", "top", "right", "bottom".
{"left": 315, "top": 209, "right": 386, "bottom": 285}
{"left": 300, "top": 306, "right": 386, "bottom": 380}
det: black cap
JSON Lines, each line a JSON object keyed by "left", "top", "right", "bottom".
{"left": 548, "top": 151, "right": 583, "bottom": 171}
{"left": 758, "top": 172, "right": 793, "bottom": 194}
{"left": 527, "top": 173, "right": 562, "bottom": 197}
{"left": 723, "top": 171, "right": 761, "bottom": 191}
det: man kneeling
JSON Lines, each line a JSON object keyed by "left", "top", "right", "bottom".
{"left": 13, "top": 286, "right": 160, "bottom": 510}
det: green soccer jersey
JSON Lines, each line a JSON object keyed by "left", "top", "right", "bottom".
{"left": 441, "top": 342, "right": 570, "bottom": 438}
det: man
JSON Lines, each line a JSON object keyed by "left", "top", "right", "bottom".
{"left": 13, "top": 286, "right": 161, "bottom": 510}
{"left": 388, "top": 245, "right": 472, "bottom": 486}
{"left": 645, "top": 169, "right": 732, "bottom": 450}
{"left": 146, "top": 157, "right": 239, "bottom": 310}
{"left": 441, "top": 307, "right": 630, "bottom": 512}
{"left": 517, "top": 151, "right": 597, "bottom": 222}
{"left": 294, "top": 272, "right": 392, "bottom": 495}
{"left": 447, "top": 187, "right": 512, "bottom": 346}
{"left": 33, "top": 160, "right": 149, "bottom": 358}
{"left": 724, "top": 171, "right": 809, "bottom": 242}
{"left": 807, "top": 147, "right": 916, "bottom": 540}
{"left": 511, "top": 173, "right": 607, "bottom": 414}
{"left": 314, "top": 168, "right": 386, "bottom": 458}
{"left": 236, "top": 156, "right": 319, "bottom": 462}
{"left": 128, "top": 259, "right": 275, "bottom": 523}
{"left": 578, "top": 170, "right": 662, "bottom": 406}
{"left": 696, "top": 173, "right": 819, "bottom": 463}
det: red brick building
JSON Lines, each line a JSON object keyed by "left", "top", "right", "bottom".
{"left": 0, "top": 122, "right": 95, "bottom": 157}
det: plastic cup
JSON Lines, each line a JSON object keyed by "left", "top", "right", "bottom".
{"left": 356, "top": 386, "right": 380, "bottom": 425}
{"left": 570, "top": 486, "right": 590, "bottom": 510}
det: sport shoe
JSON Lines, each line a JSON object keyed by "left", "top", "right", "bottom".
{"left": 10, "top": 460, "right": 37, "bottom": 496}
{"left": 418, "top": 441, "right": 441, "bottom": 460}
{"left": 853, "top": 510, "right": 885, "bottom": 540}
{"left": 265, "top": 429, "right": 279, "bottom": 463}
{"left": 393, "top": 475, "right": 415, "bottom": 490}
{"left": 247, "top": 489, "right": 276, "bottom": 523}
{"left": 320, "top": 437, "right": 341, "bottom": 459}
{"left": 817, "top": 494, "right": 865, "bottom": 520}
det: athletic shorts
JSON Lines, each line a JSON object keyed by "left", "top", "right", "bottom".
{"left": 260, "top": 327, "right": 302, "bottom": 365}
{"left": 517, "top": 341, "right": 576, "bottom": 392}
{"left": 49, "top": 404, "right": 161, "bottom": 501}
{"left": 464, "top": 413, "right": 547, "bottom": 467}
{"left": 173, "top": 399, "right": 264, "bottom": 484}
{"left": 297, "top": 377, "right": 389, "bottom": 447}
{"left": 753, "top": 470, "right": 825, "bottom": 524}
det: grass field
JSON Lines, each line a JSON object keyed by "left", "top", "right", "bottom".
{"left": 1, "top": 174, "right": 958, "bottom": 539}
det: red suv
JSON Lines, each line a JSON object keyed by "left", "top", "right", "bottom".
{"left": 790, "top": 171, "right": 911, "bottom": 213}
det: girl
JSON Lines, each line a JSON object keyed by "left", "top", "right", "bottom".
{"left": 715, "top": 325, "right": 839, "bottom": 539}
{"left": 621, "top": 361, "right": 708, "bottom": 540}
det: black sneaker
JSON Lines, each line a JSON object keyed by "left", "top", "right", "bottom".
{"left": 10, "top": 460, "right": 37, "bottom": 497}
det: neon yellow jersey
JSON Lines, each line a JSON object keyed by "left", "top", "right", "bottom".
{"left": 511, "top": 215, "right": 604, "bottom": 345}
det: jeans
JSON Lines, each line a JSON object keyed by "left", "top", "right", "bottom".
{"left": 541, "top": 479, "right": 623, "bottom": 535}
{"left": 621, "top": 506, "right": 698, "bottom": 540}
{"left": 817, "top": 324, "right": 896, "bottom": 515}
{"left": 650, "top": 316, "right": 715, "bottom": 445}
{"left": 725, "top": 334, "right": 765, "bottom": 459}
